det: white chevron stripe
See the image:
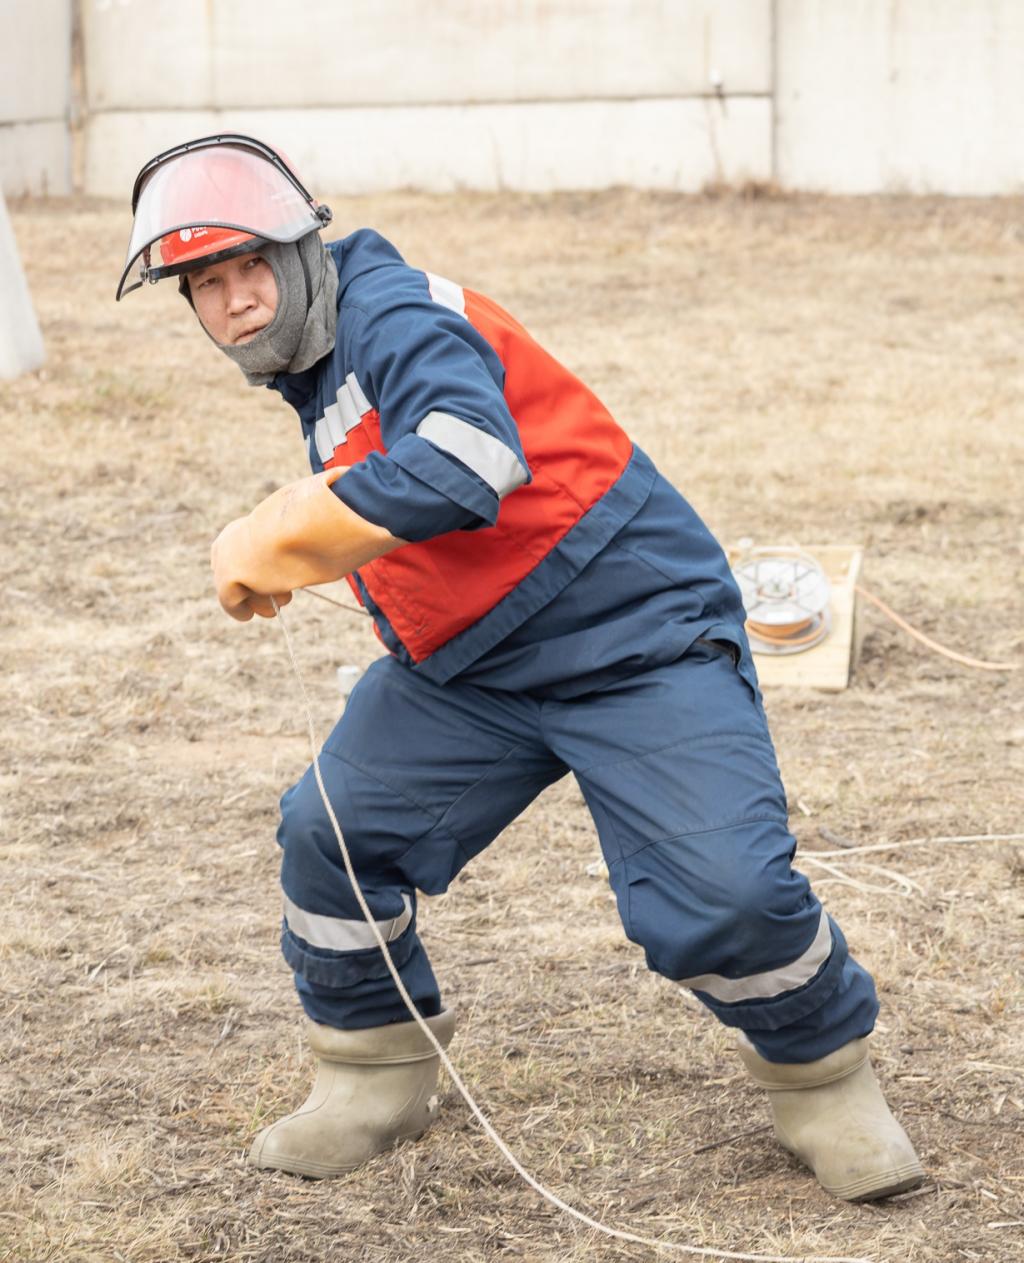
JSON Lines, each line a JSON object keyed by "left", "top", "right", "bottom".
{"left": 345, "top": 370, "right": 372, "bottom": 416}
{"left": 322, "top": 401, "right": 345, "bottom": 448}
{"left": 335, "top": 381, "right": 362, "bottom": 432}
{"left": 313, "top": 416, "right": 335, "bottom": 463}
{"left": 312, "top": 373, "right": 374, "bottom": 462}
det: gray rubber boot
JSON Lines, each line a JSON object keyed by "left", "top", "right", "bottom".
{"left": 249, "top": 1009, "right": 456, "bottom": 1178}
{"left": 738, "top": 1036, "right": 925, "bottom": 1200}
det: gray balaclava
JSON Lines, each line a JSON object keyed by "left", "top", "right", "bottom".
{"left": 183, "top": 233, "right": 339, "bottom": 386}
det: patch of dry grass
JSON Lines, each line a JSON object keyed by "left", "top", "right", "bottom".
{"left": 1, "top": 190, "right": 1022, "bottom": 1262}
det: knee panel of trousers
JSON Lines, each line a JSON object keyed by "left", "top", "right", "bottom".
{"left": 615, "top": 822, "right": 819, "bottom": 981}
{"left": 396, "top": 821, "right": 474, "bottom": 895}
{"left": 277, "top": 757, "right": 440, "bottom": 878}
{"left": 279, "top": 763, "right": 518, "bottom": 899}
{"left": 580, "top": 734, "right": 787, "bottom": 862}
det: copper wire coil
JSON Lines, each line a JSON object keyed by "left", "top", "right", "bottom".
{"left": 746, "top": 615, "right": 828, "bottom": 648}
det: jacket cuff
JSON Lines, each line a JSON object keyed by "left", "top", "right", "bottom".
{"left": 332, "top": 446, "right": 491, "bottom": 542}
{"left": 387, "top": 432, "right": 503, "bottom": 526}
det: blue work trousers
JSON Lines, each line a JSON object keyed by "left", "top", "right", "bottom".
{"left": 276, "top": 642, "right": 878, "bottom": 1063}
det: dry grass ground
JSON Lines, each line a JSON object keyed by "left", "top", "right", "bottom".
{"left": 1, "top": 189, "right": 1022, "bottom": 1263}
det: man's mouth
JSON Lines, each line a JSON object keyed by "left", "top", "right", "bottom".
{"left": 233, "top": 324, "right": 268, "bottom": 344}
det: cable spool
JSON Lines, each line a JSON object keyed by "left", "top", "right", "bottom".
{"left": 732, "top": 546, "right": 832, "bottom": 655}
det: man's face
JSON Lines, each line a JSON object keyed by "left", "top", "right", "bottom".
{"left": 187, "top": 251, "right": 278, "bottom": 345}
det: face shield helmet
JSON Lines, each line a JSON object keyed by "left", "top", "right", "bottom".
{"left": 115, "top": 134, "right": 332, "bottom": 300}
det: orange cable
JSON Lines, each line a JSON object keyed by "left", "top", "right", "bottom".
{"left": 855, "top": 584, "right": 1019, "bottom": 673}
{"left": 300, "top": 572, "right": 1018, "bottom": 673}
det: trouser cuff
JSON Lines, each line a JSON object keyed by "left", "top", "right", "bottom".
{"left": 283, "top": 922, "right": 443, "bottom": 1030}
{"left": 693, "top": 915, "right": 849, "bottom": 1032}
{"left": 281, "top": 919, "right": 420, "bottom": 988}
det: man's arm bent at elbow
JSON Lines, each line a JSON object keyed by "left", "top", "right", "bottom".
{"left": 211, "top": 467, "right": 406, "bottom": 621}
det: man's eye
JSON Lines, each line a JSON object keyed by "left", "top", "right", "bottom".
{"left": 245, "top": 255, "right": 264, "bottom": 270}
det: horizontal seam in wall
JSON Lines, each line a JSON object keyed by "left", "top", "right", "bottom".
{"left": 84, "top": 93, "right": 771, "bottom": 115}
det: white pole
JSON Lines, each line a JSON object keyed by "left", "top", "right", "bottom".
{"left": 0, "top": 190, "right": 45, "bottom": 380}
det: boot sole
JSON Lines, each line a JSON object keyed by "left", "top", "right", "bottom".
{"left": 824, "top": 1160, "right": 926, "bottom": 1202}
{"left": 779, "top": 1140, "right": 925, "bottom": 1201}
{"left": 249, "top": 1125, "right": 428, "bottom": 1179}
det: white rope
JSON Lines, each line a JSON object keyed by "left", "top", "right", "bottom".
{"left": 269, "top": 598, "right": 875, "bottom": 1263}
{"left": 800, "top": 856, "right": 922, "bottom": 898}
{"left": 810, "top": 833, "right": 1024, "bottom": 861}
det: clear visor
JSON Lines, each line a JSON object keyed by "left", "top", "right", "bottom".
{"left": 117, "top": 143, "right": 324, "bottom": 299}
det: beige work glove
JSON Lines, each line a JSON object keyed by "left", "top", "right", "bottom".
{"left": 211, "top": 469, "right": 404, "bottom": 621}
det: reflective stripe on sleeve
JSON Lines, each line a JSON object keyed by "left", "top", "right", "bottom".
{"left": 344, "top": 370, "right": 372, "bottom": 417}
{"left": 321, "top": 402, "right": 346, "bottom": 453}
{"left": 335, "top": 378, "right": 361, "bottom": 432}
{"left": 416, "top": 410, "right": 528, "bottom": 498}
{"left": 313, "top": 372, "right": 375, "bottom": 461}
{"left": 426, "top": 272, "right": 466, "bottom": 317}
{"left": 313, "top": 412, "right": 336, "bottom": 463}
{"left": 283, "top": 891, "right": 413, "bottom": 953}
{"left": 680, "top": 908, "right": 833, "bottom": 1004}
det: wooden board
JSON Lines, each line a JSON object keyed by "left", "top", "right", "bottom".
{"left": 727, "top": 544, "right": 864, "bottom": 691}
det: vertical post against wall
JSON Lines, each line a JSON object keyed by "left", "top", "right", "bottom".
{"left": 0, "top": 190, "right": 45, "bottom": 380}
{"left": 70, "top": 0, "right": 87, "bottom": 192}
{"left": 769, "top": 0, "right": 779, "bottom": 184}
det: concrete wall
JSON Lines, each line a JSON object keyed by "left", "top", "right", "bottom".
{"left": 84, "top": 0, "right": 771, "bottom": 109}
{"left": 775, "top": 0, "right": 1024, "bottom": 194}
{"left": 4, "top": 1, "right": 1024, "bottom": 199}
{"left": 81, "top": 0, "right": 774, "bottom": 197}
{"left": 0, "top": 0, "right": 72, "bottom": 196}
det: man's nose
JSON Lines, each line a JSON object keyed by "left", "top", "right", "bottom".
{"left": 226, "top": 279, "right": 256, "bottom": 314}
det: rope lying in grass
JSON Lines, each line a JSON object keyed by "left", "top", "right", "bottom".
{"left": 269, "top": 597, "right": 874, "bottom": 1263}
{"left": 855, "top": 585, "right": 1018, "bottom": 672}
{"left": 801, "top": 832, "right": 1024, "bottom": 898}
{"left": 811, "top": 832, "right": 1024, "bottom": 861}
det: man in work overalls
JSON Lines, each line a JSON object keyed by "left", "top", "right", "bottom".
{"left": 117, "top": 135, "right": 924, "bottom": 1200}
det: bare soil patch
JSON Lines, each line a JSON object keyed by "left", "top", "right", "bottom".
{"left": 1, "top": 189, "right": 1022, "bottom": 1263}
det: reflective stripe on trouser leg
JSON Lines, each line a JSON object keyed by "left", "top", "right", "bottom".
{"left": 280, "top": 892, "right": 424, "bottom": 1028}
{"left": 610, "top": 819, "right": 878, "bottom": 1060}
{"left": 279, "top": 784, "right": 447, "bottom": 1037}
{"left": 677, "top": 903, "right": 879, "bottom": 1062}
{"left": 282, "top": 892, "right": 413, "bottom": 954}
{"left": 544, "top": 647, "right": 879, "bottom": 1062}
{"left": 276, "top": 758, "right": 441, "bottom": 1031}
{"left": 679, "top": 906, "right": 832, "bottom": 1003}
{"left": 274, "top": 655, "right": 564, "bottom": 1031}
{"left": 607, "top": 816, "right": 855, "bottom": 1034}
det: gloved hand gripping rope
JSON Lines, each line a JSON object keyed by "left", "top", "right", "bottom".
{"left": 268, "top": 596, "right": 877, "bottom": 1263}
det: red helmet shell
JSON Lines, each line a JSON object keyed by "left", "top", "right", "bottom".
{"left": 158, "top": 224, "right": 257, "bottom": 271}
